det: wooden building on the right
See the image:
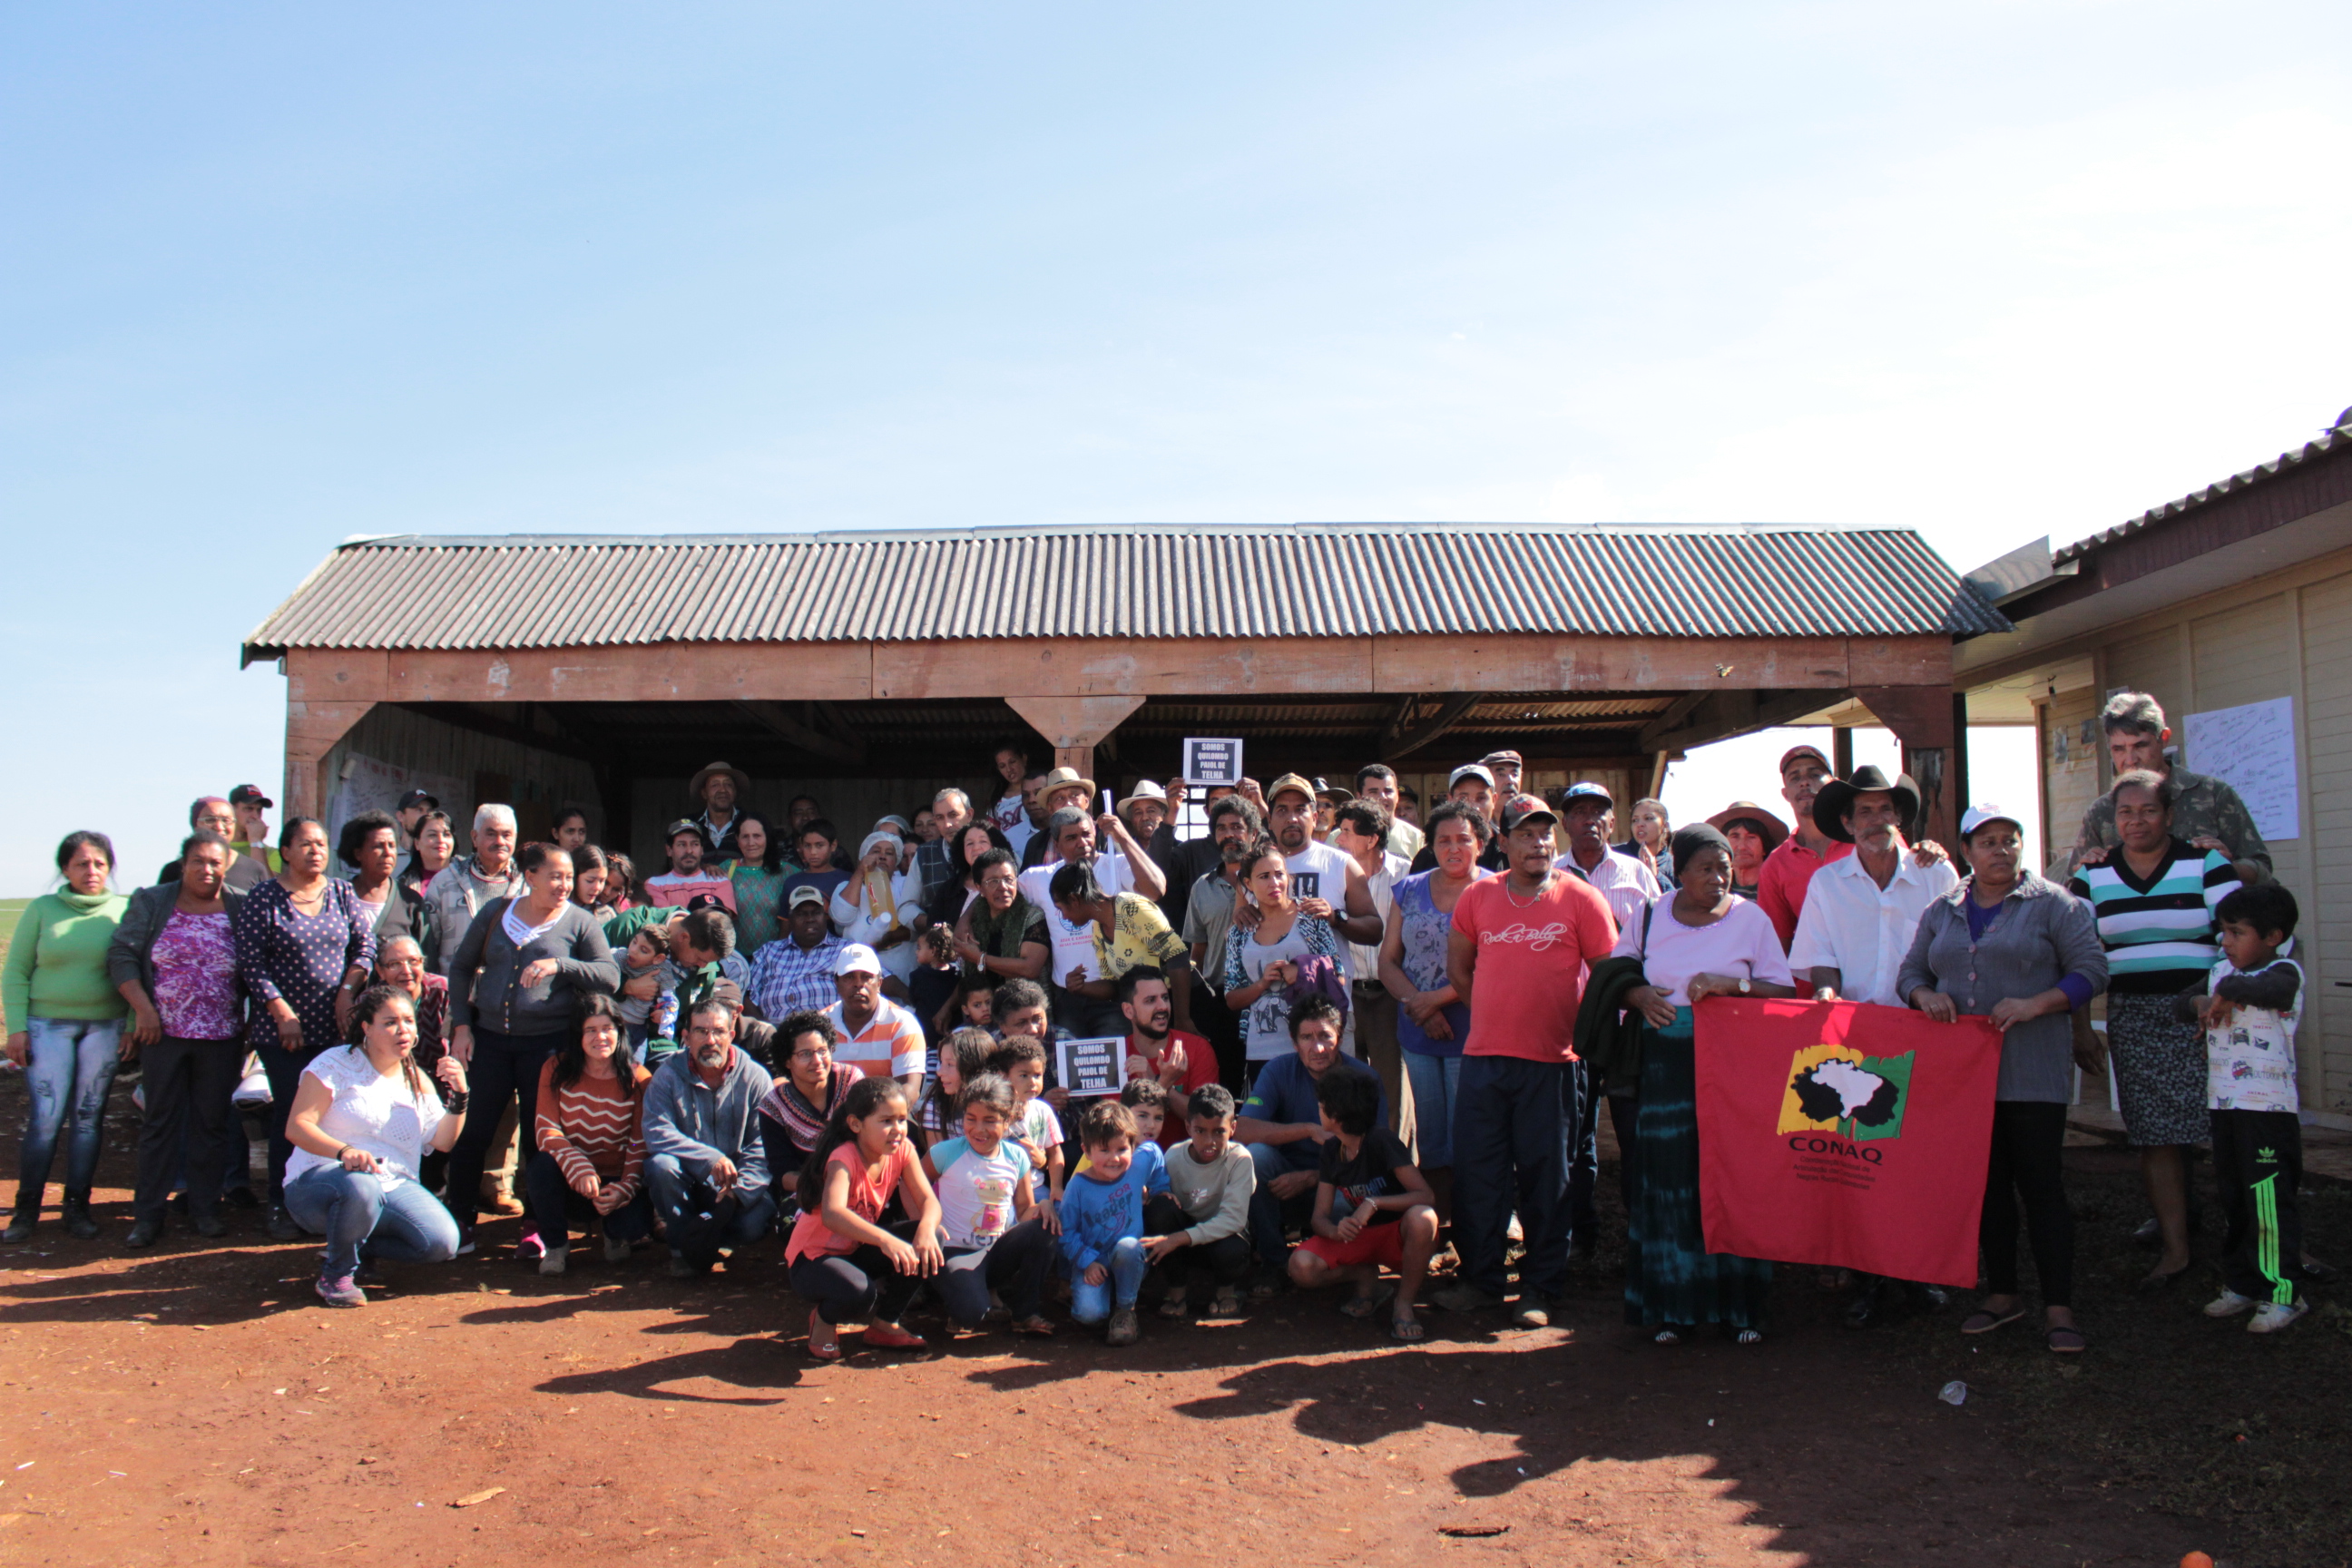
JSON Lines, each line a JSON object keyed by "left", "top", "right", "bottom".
{"left": 1957, "top": 406, "right": 2352, "bottom": 1129}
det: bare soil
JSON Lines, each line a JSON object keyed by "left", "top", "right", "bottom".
{"left": 0, "top": 1074, "right": 2342, "bottom": 1568}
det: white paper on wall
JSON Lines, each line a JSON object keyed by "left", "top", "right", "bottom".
{"left": 328, "top": 753, "right": 468, "bottom": 848}
{"left": 2182, "top": 697, "right": 2299, "bottom": 842}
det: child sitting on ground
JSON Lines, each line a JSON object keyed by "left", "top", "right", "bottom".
{"left": 1286, "top": 1065, "right": 1439, "bottom": 1342}
{"left": 1059, "top": 1100, "right": 1154, "bottom": 1346}
{"left": 1119, "top": 1078, "right": 1170, "bottom": 1192}
{"left": 783, "top": 1075, "right": 946, "bottom": 1360}
{"left": 1146, "top": 1084, "right": 1256, "bottom": 1320}
{"left": 2178, "top": 883, "right": 2308, "bottom": 1335}
{"left": 987, "top": 1034, "right": 1064, "bottom": 1234}
{"left": 921, "top": 1071, "right": 1056, "bottom": 1337}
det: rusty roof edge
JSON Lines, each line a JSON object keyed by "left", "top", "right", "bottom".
{"left": 2053, "top": 426, "right": 2352, "bottom": 564}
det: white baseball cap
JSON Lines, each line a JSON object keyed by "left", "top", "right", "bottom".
{"left": 1958, "top": 804, "right": 2024, "bottom": 838}
{"left": 832, "top": 944, "right": 882, "bottom": 977}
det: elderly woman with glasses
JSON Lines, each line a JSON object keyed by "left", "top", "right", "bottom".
{"left": 756, "top": 1010, "right": 863, "bottom": 1221}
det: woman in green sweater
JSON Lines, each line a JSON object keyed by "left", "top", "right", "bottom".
{"left": 4, "top": 832, "right": 132, "bottom": 1241}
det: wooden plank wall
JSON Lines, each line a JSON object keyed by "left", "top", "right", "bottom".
{"left": 324, "top": 705, "right": 604, "bottom": 853}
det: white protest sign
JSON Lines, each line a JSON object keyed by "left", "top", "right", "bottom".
{"left": 1054, "top": 1035, "right": 1130, "bottom": 1099}
{"left": 2182, "top": 697, "right": 2299, "bottom": 841}
{"left": 1182, "top": 738, "right": 1244, "bottom": 789}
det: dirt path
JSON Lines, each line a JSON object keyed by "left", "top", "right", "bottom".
{"left": 0, "top": 1207, "right": 2207, "bottom": 1568}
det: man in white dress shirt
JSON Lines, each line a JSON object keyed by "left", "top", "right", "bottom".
{"left": 1788, "top": 764, "right": 1961, "bottom": 1328}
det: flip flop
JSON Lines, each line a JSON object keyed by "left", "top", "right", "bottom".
{"left": 2045, "top": 1325, "right": 2088, "bottom": 1355}
{"left": 1339, "top": 1284, "right": 1396, "bottom": 1320}
{"left": 865, "top": 1322, "right": 927, "bottom": 1350}
{"left": 1389, "top": 1314, "right": 1426, "bottom": 1342}
{"left": 805, "top": 1308, "right": 841, "bottom": 1361}
{"left": 1008, "top": 1315, "right": 1055, "bottom": 1337}
{"left": 1960, "top": 1307, "right": 2025, "bottom": 1336}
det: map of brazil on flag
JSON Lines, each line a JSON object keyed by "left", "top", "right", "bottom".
{"left": 1694, "top": 998, "right": 2004, "bottom": 1288}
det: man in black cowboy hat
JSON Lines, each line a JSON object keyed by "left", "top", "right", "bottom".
{"left": 1787, "top": 764, "right": 1962, "bottom": 1328}
{"left": 690, "top": 760, "right": 751, "bottom": 859}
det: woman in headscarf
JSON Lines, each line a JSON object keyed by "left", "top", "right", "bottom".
{"left": 1614, "top": 824, "right": 1795, "bottom": 1345}
{"left": 831, "top": 829, "right": 923, "bottom": 988}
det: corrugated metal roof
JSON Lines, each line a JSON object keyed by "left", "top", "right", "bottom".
{"left": 244, "top": 522, "right": 2004, "bottom": 659}
{"left": 2054, "top": 424, "right": 2352, "bottom": 564}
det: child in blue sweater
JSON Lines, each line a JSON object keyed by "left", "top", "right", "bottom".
{"left": 1058, "top": 1100, "right": 1161, "bottom": 1346}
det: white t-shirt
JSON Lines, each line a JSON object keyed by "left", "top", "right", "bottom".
{"left": 1283, "top": 841, "right": 1357, "bottom": 978}
{"left": 281, "top": 1046, "right": 448, "bottom": 1192}
{"left": 926, "top": 1134, "right": 1034, "bottom": 1249}
{"left": 1019, "top": 854, "right": 1138, "bottom": 986}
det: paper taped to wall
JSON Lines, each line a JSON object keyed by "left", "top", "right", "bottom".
{"left": 2182, "top": 696, "right": 2298, "bottom": 842}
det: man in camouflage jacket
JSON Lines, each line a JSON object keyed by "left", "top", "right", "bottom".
{"left": 2063, "top": 691, "right": 2270, "bottom": 883}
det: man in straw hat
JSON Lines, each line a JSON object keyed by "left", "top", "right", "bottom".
{"left": 690, "top": 760, "right": 752, "bottom": 860}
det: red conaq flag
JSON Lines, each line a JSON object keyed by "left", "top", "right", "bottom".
{"left": 1694, "top": 998, "right": 2004, "bottom": 1289}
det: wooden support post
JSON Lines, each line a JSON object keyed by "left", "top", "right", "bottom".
{"left": 284, "top": 701, "right": 375, "bottom": 823}
{"left": 1854, "top": 686, "right": 1959, "bottom": 850}
{"left": 1831, "top": 726, "right": 1854, "bottom": 779}
{"left": 1003, "top": 694, "right": 1147, "bottom": 788}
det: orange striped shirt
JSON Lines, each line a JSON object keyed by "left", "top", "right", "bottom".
{"left": 534, "top": 1058, "right": 651, "bottom": 1202}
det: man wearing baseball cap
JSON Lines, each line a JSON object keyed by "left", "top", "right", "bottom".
{"left": 1551, "top": 781, "right": 1659, "bottom": 931}
{"left": 1479, "top": 750, "right": 1525, "bottom": 799}
{"left": 745, "top": 886, "right": 847, "bottom": 1022}
{"left": 1263, "top": 773, "right": 1384, "bottom": 958}
{"left": 1434, "top": 794, "right": 1620, "bottom": 1326}
{"left": 823, "top": 944, "right": 926, "bottom": 1094}
{"left": 644, "top": 818, "right": 738, "bottom": 912}
{"left": 226, "top": 784, "right": 283, "bottom": 877}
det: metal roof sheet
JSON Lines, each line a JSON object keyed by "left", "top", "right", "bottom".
{"left": 2054, "top": 425, "right": 2352, "bottom": 564}
{"left": 244, "top": 522, "right": 2004, "bottom": 659}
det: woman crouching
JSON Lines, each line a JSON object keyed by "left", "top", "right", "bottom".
{"left": 282, "top": 983, "right": 469, "bottom": 1307}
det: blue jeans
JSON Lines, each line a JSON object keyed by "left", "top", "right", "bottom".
{"left": 282, "top": 1165, "right": 462, "bottom": 1280}
{"left": 16, "top": 1018, "right": 124, "bottom": 1199}
{"left": 1070, "top": 1235, "right": 1149, "bottom": 1322}
{"left": 1403, "top": 1052, "right": 1463, "bottom": 1169}
{"left": 1245, "top": 1140, "right": 1320, "bottom": 1270}
{"left": 1452, "top": 1054, "right": 1581, "bottom": 1299}
{"left": 644, "top": 1152, "right": 778, "bottom": 1268}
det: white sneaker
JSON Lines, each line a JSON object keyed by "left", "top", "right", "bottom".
{"left": 2247, "top": 1299, "right": 2308, "bottom": 1335}
{"left": 538, "top": 1246, "right": 568, "bottom": 1277}
{"left": 2203, "top": 1289, "right": 2257, "bottom": 1318}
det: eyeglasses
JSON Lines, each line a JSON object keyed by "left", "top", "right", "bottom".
{"left": 788, "top": 1047, "right": 832, "bottom": 1065}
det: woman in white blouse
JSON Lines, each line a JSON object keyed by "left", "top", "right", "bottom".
{"left": 1614, "top": 824, "right": 1795, "bottom": 1346}
{"left": 282, "top": 984, "right": 469, "bottom": 1308}
{"left": 831, "top": 831, "right": 924, "bottom": 989}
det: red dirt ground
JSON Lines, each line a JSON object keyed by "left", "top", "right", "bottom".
{"left": 0, "top": 1086, "right": 2228, "bottom": 1568}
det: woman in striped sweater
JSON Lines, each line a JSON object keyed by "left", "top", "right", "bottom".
{"left": 2068, "top": 769, "right": 2240, "bottom": 1290}
{"left": 528, "top": 995, "right": 653, "bottom": 1275}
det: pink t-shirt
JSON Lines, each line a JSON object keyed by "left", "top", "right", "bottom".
{"left": 1449, "top": 873, "right": 1619, "bottom": 1063}
{"left": 784, "top": 1142, "right": 917, "bottom": 1265}
{"left": 1610, "top": 895, "right": 1793, "bottom": 1006}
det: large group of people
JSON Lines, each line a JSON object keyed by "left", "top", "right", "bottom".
{"left": 0, "top": 696, "right": 2322, "bottom": 1353}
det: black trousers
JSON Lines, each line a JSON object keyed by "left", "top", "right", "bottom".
{"left": 789, "top": 1216, "right": 923, "bottom": 1326}
{"left": 1146, "top": 1192, "right": 1250, "bottom": 1291}
{"left": 2211, "top": 1108, "right": 2302, "bottom": 1306}
{"left": 134, "top": 1037, "right": 243, "bottom": 1221}
{"left": 1980, "top": 1100, "right": 2073, "bottom": 1308}
{"left": 445, "top": 1027, "right": 565, "bottom": 1227}
{"left": 1191, "top": 975, "right": 1249, "bottom": 1091}
{"left": 521, "top": 1151, "right": 655, "bottom": 1250}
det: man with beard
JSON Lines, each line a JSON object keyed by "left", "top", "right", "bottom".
{"left": 1262, "top": 775, "right": 1383, "bottom": 966}
{"left": 642, "top": 995, "right": 776, "bottom": 1277}
{"left": 1119, "top": 967, "right": 1218, "bottom": 1144}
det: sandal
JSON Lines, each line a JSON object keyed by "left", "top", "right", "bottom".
{"left": 805, "top": 1308, "right": 841, "bottom": 1362}
{"left": 866, "top": 1322, "right": 927, "bottom": 1350}
{"left": 1960, "top": 1307, "right": 2025, "bottom": 1336}
{"left": 1339, "top": 1284, "right": 1396, "bottom": 1320}
{"left": 2045, "top": 1325, "right": 2088, "bottom": 1355}
{"left": 1389, "top": 1314, "right": 1426, "bottom": 1343}
{"left": 1210, "top": 1286, "right": 1243, "bottom": 1317}
{"left": 1008, "top": 1314, "right": 1055, "bottom": 1337}
{"left": 1156, "top": 1292, "right": 1191, "bottom": 1319}
{"left": 1734, "top": 1328, "right": 1763, "bottom": 1345}
{"left": 1652, "top": 1327, "right": 1683, "bottom": 1346}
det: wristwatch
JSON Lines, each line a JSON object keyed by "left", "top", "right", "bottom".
{"left": 1738, "top": 977, "right": 1752, "bottom": 995}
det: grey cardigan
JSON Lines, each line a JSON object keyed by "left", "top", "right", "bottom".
{"left": 106, "top": 881, "right": 250, "bottom": 1004}
{"left": 446, "top": 898, "right": 619, "bottom": 1035}
{"left": 1895, "top": 872, "right": 2108, "bottom": 1103}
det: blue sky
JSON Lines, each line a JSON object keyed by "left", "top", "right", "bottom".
{"left": 5, "top": 2, "right": 2347, "bottom": 892}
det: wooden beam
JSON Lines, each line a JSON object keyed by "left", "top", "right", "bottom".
{"left": 1380, "top": 693, "right": 1485, "bottom": 759}
{"left": 1003, "top": 694, "right": 1147, "bottom": 785}
{"left": 406, "top": 703, "right": 603, "bottom": 763}
{"left": 878, "top": 639, "right": 1373, "bottom": 701}
{"left": 737, "top": 700, "right": 867, "bottom": 767}
{"left": 1643, "top": 689, "right": 1855, "bottom": 754}
{"left": 1634, "top": 691, "right": 1710, "bottom": 751}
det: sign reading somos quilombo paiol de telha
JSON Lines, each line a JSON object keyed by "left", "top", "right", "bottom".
{"left": 1694, "top": 998, "right": 2004, "bottom": 1289}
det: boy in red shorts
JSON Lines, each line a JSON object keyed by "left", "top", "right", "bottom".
{"left": 1286, "top": 1066, "right": 1439, "bottom": 1341}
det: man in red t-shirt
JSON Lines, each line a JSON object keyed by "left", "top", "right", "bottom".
{"left": 1435, "top": 795, "right": 1619, "bottom": 1326}
{"left": 1118, "top": 967, "right": 1217, "bottom": 1146}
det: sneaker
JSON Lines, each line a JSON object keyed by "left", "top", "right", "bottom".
{"left": 1431, "top": 1282, "right": 1508, "bottom": 1313}
{"left": 2247, "top": 1300, "right": 2308, "bottom": 1335}
{"left": 1105, "top": 1305, "right": 1140, "bottom": 1347}
{"left": 667, "top": 1253, "right": 699, "bottom": 1279}
{"left": 265, "top": 1205, "right": 300, "bottom": 1242}
{"left": 316, "top": 1274, "right": 367, "bottom": 1308}
{"left": 516, "top": 1230, "right": 545, "bottom": 1263}
{"left": 1511, "top": 1292, "right": 1553, "bottom": 1328}
{"left": 453, "top": 1230, "right": 477, "bottom": 1257}
{"left": 603, "top": 1232, "right": 632, "bottom": 1264}
{"left": 2203, "top": 1289, "right": 2258, "bottom": 1319}
{"left": 191, "top": 1210, "right": 228, "bottom": 1240}
{"left": 538, "top": 1246, "right": 568, "bottom": 1277}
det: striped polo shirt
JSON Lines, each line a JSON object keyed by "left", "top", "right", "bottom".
{"left": 2067, "top": 838, "right": 2232, "bottom": 995}
{"left": 823, "top": 996, "right": 927, "bottom": 1081}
